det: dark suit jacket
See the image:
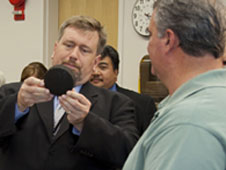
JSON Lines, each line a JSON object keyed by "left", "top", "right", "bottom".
{"left": 0, "top": 82, "right": 138, "bottom": 170}
{"left": 0, "top": 82, "right": 21, "bottom": 99}
{"left": 116, "top": 84, "right": 156, "bottom": 136}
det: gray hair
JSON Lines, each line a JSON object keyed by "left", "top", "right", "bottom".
{"left": 153, "top": 0, "right": 226, "bottom": 58}
{"left": 58, "top": 15, "right": 107, "bottom": 55}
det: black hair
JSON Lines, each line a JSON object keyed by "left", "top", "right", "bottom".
{"left": 101, "top": 45, "right": 120, "bottom": 71}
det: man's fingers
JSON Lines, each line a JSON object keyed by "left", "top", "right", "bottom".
{"left": 24, "top": 76, "right": 45, "bottom": 87}
{"left": 66, "top": 90, "right": 91, "bottom": 106}
{"left": 17, "top": 77, "right": 53, "bottom": 110}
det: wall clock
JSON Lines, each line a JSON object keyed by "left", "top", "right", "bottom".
{"left": 132, "top": 0, "right": 154, "bottom": 37}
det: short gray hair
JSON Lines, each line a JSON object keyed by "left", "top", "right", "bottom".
{"left": 153, "top": 0, "right": 226, "bottom": 58}
{"left": 58, "top": 15, "right": 107, "bottom": 55}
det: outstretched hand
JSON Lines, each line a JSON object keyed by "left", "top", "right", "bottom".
{"left": 17, "top": 77, "right": 53, "bottom": 111}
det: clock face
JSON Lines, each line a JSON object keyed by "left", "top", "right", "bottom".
{"left": 132, "top": 0, "right": 154, "bottom": 36}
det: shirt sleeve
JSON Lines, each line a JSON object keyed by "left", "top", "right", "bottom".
{"left": 15, "top": 103, "right": 29, "bottom": 122}
{"left": 144, "top": 124, "right": 226, "bottom": 170}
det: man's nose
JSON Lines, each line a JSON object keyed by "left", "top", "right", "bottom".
{"left": 70, "top": 46, "right": 79, "bottom": 59}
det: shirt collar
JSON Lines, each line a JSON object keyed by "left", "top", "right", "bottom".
{"left": 109, "top": 83, "right": 117, "bottom": 91}
{"left": 158, "top": 69, "right": 226, "bottom": 109}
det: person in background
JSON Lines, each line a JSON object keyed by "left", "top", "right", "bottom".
{"left": 0, "top": 62, "right": 47, "bottom": 100}
{"left": 123, "top": 0, "right": 226, "bottom": 170}
{"left": 20, "top": 61, "right": 48, "bottom": 82}
{"left": 90, "top": 45, "right": 157, "bottom": 136}
{"left": 0, "top": 15, "right": 138, "bottom": 170}
{"left": 0, "top": 71, "right": 6, "bottom": 87}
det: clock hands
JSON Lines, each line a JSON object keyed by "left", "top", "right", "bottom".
{"left": 144, "top": 13, "right": 151, "bottom": 18}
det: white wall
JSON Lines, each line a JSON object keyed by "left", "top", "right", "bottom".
{"left": 0, "top": 0, "right": 58, "bottom": 83}
{"left": 118, "top": 0, "right": 149, "bottom": 92}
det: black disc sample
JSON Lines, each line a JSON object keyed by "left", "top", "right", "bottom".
{"left": 44, "top": 64, "right": 76, "bottom": 96}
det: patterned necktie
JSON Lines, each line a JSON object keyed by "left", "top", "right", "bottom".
{"left": 53, "top": 104, "right": 65, "bottom": 135}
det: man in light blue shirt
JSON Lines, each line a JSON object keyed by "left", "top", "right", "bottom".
{"left": 123, "top": 0, "right": 226, "bottom": 170}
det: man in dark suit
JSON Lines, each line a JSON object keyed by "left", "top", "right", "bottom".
{"left": 90, "top": 45, "right": 156, "bottom": 136}
{"left": 0, "top": 16, "right": 138, "bottom": 170}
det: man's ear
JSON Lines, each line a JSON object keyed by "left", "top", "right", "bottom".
{"left": 164, "top": 29, "right": 180, "bottom": 52}
{"left": 51, "top": 42, "right": 58, "bottom": 59}
{"left": 54, "top": 41, "right": 58, "bottom": 50}
{"left": 114, "top": 69, "right": 119, "bottom": 76}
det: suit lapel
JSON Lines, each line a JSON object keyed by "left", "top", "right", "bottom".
{"left": 116, "top": 83, "right": 123, "bottom": 93}
{"left": 37, "top": 99, "right": 70, "bottom": 142}
{"left": 80, "top": 82, "right": 99, "bottom": 110}
{"left": 36, "top": 100, "right": 54, "bottom": 141}
{"left": 52, "top": 113, "right": 70, "bottom": 140}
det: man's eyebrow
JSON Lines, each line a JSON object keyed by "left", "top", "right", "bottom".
{"left": 80, "top": 44, "right": 91, "bottom": 49}
{"left": 98, "top": 62, "right": 108, "bottom": 66}
{"left": 80, "top": 44, "right": 94, "bottom": 53}
{"left": 63, "top": 40, "right": 75, "bottom": 44}
{"left": 63, "top": 41, "right": 93, "bottom": 51}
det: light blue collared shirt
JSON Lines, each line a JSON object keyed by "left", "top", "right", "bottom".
{"left": 123, "top": 69, "right": 226, "bottom": 170}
